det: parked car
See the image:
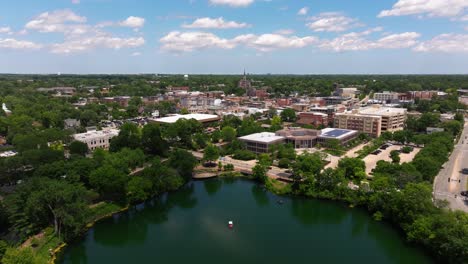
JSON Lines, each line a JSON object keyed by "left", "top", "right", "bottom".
{"left": 461, "top": 191, "right": 468, "bottom": 197}
{"left": 462, "top": 168, "right": 468, "bottom": 174}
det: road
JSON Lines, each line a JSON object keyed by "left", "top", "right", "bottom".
{"left": 433, "top": 119, "right": 468, "bottom": 212}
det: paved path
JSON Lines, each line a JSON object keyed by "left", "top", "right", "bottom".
{"left": 190, "top": 151, "right": 293, "bottom": 182}
{"left": 433, "top": 120, "right": 468, "bottom": 212}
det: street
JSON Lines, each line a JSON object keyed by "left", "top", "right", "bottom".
{"left": 433, "top": 119, "right": 468, "bottom": 212}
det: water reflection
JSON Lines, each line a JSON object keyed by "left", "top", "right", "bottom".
{"left": 251, "top": 185, "right": 269, "bottom": 207}
{"left": 67, "top": 243, "right": 87, "bottom": 264}
{"left": 290, "top": 198, "right": 348, "bottom": 226}
{"left": 204, "top": 178, "right": 222, "bottom": 196}
{"left": 93, "top": 183, "right": 198, "bottom": 247}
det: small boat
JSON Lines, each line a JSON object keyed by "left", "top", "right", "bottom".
{"left": 228, "top": 221, "right": 233, "bottom": 229}
{"left": 277, "top": 200, "right": 284, "bottom": 205}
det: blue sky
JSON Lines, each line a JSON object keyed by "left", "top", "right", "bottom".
{"left": 0, "top": 0, "right": 467, "bottom": 74}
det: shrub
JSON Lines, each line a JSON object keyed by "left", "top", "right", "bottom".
{"left": 278, "top": 158, "right": 290, "bottom": 169}
{"left": 232, "top": 150, "right": 256, "bottom": 161}
{"left": 401, "top": 146, "right": 413, "bottom": 153}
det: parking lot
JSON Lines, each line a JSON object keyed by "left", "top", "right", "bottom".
{"left": 363, "top": 144, "right": 421, "bottom": 175}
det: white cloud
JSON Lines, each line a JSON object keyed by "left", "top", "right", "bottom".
{"left": 378, "top": 0, "right": 468, "bottom": 18}
{"left": 233, "top": 33, "right": 318, "bottom": 51}
{"left": 414, "top": 33, "right": 468, "bottom": 52}
{"left": 160, "top": 31, "right": 318, "bottom": 52}
{"left": 25, "top": 9, "right": 87, "bottom": 34}
{"left": 274, "top": 29, "right": 295, "bottom": 35}
{"left": 376, "top": 32, "right": 420, "bottom": 48}
{"left": 131, "top": 52, "right": 141, "bottom": 56}
{"left": 182, "top": 17, "right": 250, "bottom": 29}
{"left": 160, "top": 31, "right": 235, "bottom": 52}
{"left": 51, "top": 34, "right": 145, "bottom": 54}
{"left": 460, "top": 14, "right": 468, "bottom": 21}
{"left": 0, "top": 38, "right": 42, "bottom": 50}
{"left": 24, "top": 10, "right": 146, "bottom": 54}
{"left": 298, "top": 7, "right": 309, "bottom": 16}
{"left": 307, "top": 12, "right": 363, "bottom": 32}
{"left": 0, "top": 27, "right": 12, "bottom": 35}
{"left": 209, "top": 0, "right": 254, "bottom": 7}
{"left": 119, "top": 16, "right": 145, "bottom": 28}
{"left": 72, "top": 0, "right": 80, "bottom": 4}
{"left": 319, "top": 28, "right": 419, "bottom": 52}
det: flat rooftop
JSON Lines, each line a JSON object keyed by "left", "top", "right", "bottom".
{"left": 319, "top": 128, "right": 358, "bottom": 139}
{"left": 359, "top": 106, "right": 406, "bottom": 116}
{"left": 239, "top": 132, "right": 285, "bottom": 144}
{"left": 73, "top": 129, "right": 119, "bottom": 141}
{"left": 153, "top": 114, "right": 220, "bottom": 124}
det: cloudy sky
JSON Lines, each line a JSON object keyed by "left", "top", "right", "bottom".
{"left": 0, "top": 0, "right": 467, "bottom": 74}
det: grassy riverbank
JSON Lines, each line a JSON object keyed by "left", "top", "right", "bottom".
{"left": 13, "top": 202, "right": 126, "bottom": 264}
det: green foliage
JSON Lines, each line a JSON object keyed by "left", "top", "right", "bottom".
{"left": 1, "top": 247, "right": 41, "bottom": 264}
{"left": 278, "top": 158, "right": 290, "bottom": 169}
{"left": 292, "top": 152, "right": 324, "bottom": 186}
{"left": 141, "top": 123, "right": 168, "bottom": 156}
{"left": 126, "top": 176, "right": 153, "bottom": 204}
{"left": 390, "top": 150, "right": 400, "bottom": 163}
{"left": 89, "top": 166, "right": 128, "bottom": 200}
{"left": 257, "top": 153, "right": 272, "bottom": 167}
{"left": 221, "top": 126, "right": 237, "bottom": 142}
{"left": 223, "top": 164, "right": 234, "bottom": 171}
{"left": 162, "top": 118, "right": 202, "bottom": 148}
{"left": 69, "top": 141, "right": 88, "bottom": 156}
{"left": 203, "top": 144, "right": 219, "bottom": 164}
{"left": 337, "top": 157, "right": 366, "bottom": 182}
{"left": 252, "top": 164, "right": 267, "bottom": 184}
{"left": 232, "top": 149, "right": 256, "bottom": 161}
{"left": 280, "top": 108, "right": 296, "bottom": 122}
{"left": 109, "top": 123, "right": 141, "bottom": 152}
{"left": 6, "top": 178, "right": 91, "bottom": 239}
{"left": 401, "top": 146, "right": 413, "bottom": 153}
{"left": 168, "top": 149, "right": 198, "bottom": 180}
{"left": 270, "top": 115, "right": 282, "bottom": 131}
{"left": 412, "top": 132, "right": 453, "bottom": 182}
{"left": 236, "top": 117, "right": 263, "bottom": 137}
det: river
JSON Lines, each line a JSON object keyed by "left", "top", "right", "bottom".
{"left": 61, "top": 178, "right": 433, "bottom": 264}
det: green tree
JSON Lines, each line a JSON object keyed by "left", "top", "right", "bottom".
{"left": 168, "top": 149, "right": 198, "bottom": 180}
{"left": 126, "top": 176, "right": 153, "bottom": 204}
{"left": 280, "top": 108, "right": 296, "bottom": 122}
{"left": 203, "top": 144, "right": 219, "bottom": 165}
{"left": 270, "top": 115, "right": 282, "bottom": 131}
{"left": 337, "top": 157, "right": 366, "bottom": 182}
{"left": 6, "top": 178, "right": 90, "bottom": 239}
{"left": 252, "top": 164, "right": 267, "bottom": 183}
{"left": 1, "top": 247, "right": 40, "bottom": 264}
{"left": 180, "top": 108, "right": 189, "bottom": 115}
{"left": 109, "top": 123, "right": 141, "bottom": 152}
{"left": 69, "top": 141, "right": 88, "bottom": 156}
{"left": 89, "top": 165, "right": 128, "bottom": 200}
{"left": 221, "top": 126, "right": 237, "bottom": 142}
{"left": 390, "top": 150, "right": 400, "bottom": 163}
{"left": 141, "top": 123, "right": 168, "bottom": 156}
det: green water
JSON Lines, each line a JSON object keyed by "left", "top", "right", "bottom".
{"left": 61, "top": 179, "right": 433, "bottom": 264}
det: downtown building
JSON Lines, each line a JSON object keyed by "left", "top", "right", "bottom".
{"left": 334, "top": 105, "right": 407, "bottom": 137}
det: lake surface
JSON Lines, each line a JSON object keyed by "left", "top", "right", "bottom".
{"left": 61, "top": 178, "right": 433, "bottom": 264}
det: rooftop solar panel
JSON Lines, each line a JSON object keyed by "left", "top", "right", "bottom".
{"left": 322, "top": 129, "right": 350, "bottom": 138}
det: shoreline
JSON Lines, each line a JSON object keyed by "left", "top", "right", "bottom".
{"left": 48, "top": 204, "right": 130, "bottom": 264}
{"left": 49, "top": 175, "right": 435, "bottom": 264}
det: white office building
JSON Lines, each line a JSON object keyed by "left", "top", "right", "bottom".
{"left": 73, "top": 128, "right": 119, "bottom": 151}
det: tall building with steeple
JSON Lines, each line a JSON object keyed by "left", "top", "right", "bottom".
{"left": 238, "top": 69, "right": 252, "bottom": 89}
